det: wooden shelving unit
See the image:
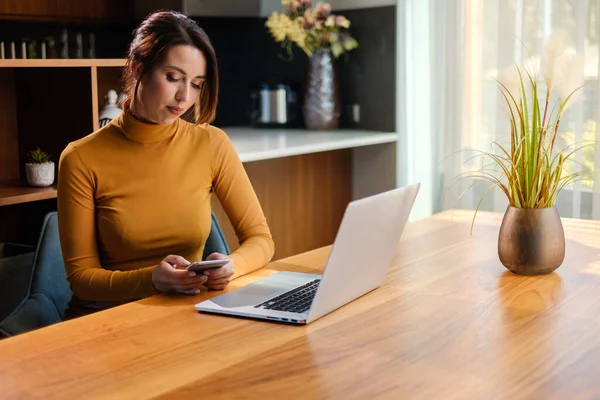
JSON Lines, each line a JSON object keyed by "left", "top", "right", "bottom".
{"left": 0, "top": 0, "right": 134, "bottom": 24}
{"left": 0, "top": 58, "right": 126, "bottom": 205}
{"left": 0, "top": 181, "right": 57, "bottom": 206}
{"left": 0, "top": 58, "right": 127, "bottom": 243}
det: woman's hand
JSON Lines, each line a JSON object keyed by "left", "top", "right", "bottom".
{"left": 152, "top": 254, "right": 208, "bottom": 295}
{"left": 203, "top": 252, "right": 235, "bottom": 290}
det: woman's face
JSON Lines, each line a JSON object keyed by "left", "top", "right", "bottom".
{"left": 133, "top": 44, "right": 207, "bottom": 124}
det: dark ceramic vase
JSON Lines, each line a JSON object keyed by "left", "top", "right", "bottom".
{"left": 304, "top": 49, "right": 340, "bottom": 130}
{"left": 498, "top": 206, "right": 565, "bottom": 275}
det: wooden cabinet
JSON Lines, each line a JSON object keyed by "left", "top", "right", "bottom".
{"left": 56, "top": 0, "right": 109, "bottom": 20}
{"left": 0, "top": 0, "right": 57, "bottom": 18}
{"left": 56, "top": 0, "right": 133, "bottom": 22}
{"left": 0, "top": 0, "right": 133, "bottom": 23}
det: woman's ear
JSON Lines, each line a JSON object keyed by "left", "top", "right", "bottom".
{"left": 131, "top": 61, "right": 141, "bottom": 81}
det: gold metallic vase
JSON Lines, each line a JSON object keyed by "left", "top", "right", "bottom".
{"left": 498, "top": 206, "right": 565, "bottom": 275}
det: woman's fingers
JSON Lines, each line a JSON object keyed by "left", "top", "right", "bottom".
{"left": 205, "top": 276, "right": 233, "bottom": 291}
{"left": 154, "top": 254, "right": 235, "bottom": 293}
{"left": 204, "top": 253, "right": 235, "bottom": 280}
{"left": 153, "top": 256, "right": 209, "bottom": 292}
{"left": 203, "top": 266, "right": 234, "bottom": 280}
{"left": 162, "top": 254, "right": 190, "bottom": 267}
{"left": 206, "top": 276, "right": 232, "bottom": 285}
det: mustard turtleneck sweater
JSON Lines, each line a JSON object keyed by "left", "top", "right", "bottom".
{"left": 57, "top": 111, "right": 275, "bottom": 302}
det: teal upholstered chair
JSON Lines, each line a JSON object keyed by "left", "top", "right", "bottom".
{"left": 0, "top": 212, "right": 70, "bottom": 337}
{"left": 0, "top": 211, "right": 230, "bottom": 338}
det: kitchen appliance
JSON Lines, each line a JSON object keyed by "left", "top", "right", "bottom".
{"left": 250, "top": 83, "right": 298, "bottom": 127}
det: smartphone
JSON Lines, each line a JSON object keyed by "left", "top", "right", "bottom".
{"left": 186, "top": 259, "right": 230, "bottom": 272}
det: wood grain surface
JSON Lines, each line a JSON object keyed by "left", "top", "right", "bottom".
{"left": 0, "top": 181, "right": 57, "bottom": 206}
{"left": 1, "top": 210, "right": 600, "bottom": 399}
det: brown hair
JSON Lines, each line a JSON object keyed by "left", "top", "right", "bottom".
{"left": 122, "top": 10, "right": 219, "bottom": 124}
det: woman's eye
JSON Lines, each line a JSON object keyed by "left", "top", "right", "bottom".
{"left": 166, "top": 74, "right": 179, "bottom": 82}
{"left": 191, "top": 82, "right": 202, "bottom": 90}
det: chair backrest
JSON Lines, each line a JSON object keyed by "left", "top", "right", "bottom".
{"left": 31, "top": 211, "right": 72, "bottom": 317}
{"left": 0, "top": 211, "right": 230, "bottom": 337}
{"left": 203, "top": 212, "right": 231, "bottom": 259}
{"left": 0, "top": 212, "right": 70, "bottom": 337}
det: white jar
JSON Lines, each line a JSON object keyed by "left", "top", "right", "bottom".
{"left": 25, "top": 162, "right": 55, "bottom": 187}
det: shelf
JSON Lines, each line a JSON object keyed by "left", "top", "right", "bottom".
{"left": 0, "top": 59, "right": 125, "bottom": 68}
{"left": 0, "top": 182, "right": 57, "bottom": 206}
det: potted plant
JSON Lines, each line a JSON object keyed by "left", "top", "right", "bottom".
{"left": 455, "top": 33, "right": 591, "bottom": 275}
{"left": 266, "top": 0, "right": 358, "bottom": 130}
{"left": 25, "top": 147, "right": 55, "bottom": 187}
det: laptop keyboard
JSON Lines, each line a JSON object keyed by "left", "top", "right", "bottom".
{"left": 254, "top": 279, "right": 321, "bottom": 314}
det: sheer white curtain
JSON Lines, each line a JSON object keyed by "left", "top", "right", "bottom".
{"left": 398, "top": 0, "right": 600, "bottom": 220}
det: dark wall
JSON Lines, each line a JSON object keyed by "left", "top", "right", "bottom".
{"left": 337, "top": 6, "right": 396, "bottom": 131}
{"left": 0, "top": 5, "right": 396, "bottom": 130}
{"left": 193, "top": 16, "right": 308, "bottom": 128}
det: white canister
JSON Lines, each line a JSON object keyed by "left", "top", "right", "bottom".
{"left": 25, "top": 162, "right": 55, "bottom": 187}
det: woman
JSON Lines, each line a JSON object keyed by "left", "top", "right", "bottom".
{"left": 57, "top": 10, "right": 275, "bottom": 316}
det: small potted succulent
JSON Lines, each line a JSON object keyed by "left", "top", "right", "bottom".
{"left": 25, "top": 147, "right": 55, "bottom": 187}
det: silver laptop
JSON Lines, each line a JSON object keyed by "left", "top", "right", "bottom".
{"left": 195, "top": 183, "right": 420, "bottom": 325}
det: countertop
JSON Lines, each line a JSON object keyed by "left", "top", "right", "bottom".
{"left": 221, "top": 127, "right": 398, "bottom": 162}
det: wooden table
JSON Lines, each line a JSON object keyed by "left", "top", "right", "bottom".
{"left": 2, "top": 210, "right": 600, "bottom": 399}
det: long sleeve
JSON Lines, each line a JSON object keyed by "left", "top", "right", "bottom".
{"left": 57, "top": 144, "right": 157, "bottom": 301}
{"left": 57, "top": 112, "right": 271, "bottom": 304}
{"left": 209, "top": 127, "right": 275, "bottom": 278}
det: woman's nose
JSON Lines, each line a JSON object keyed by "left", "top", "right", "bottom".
{"left": 176, "top": 84, "right": 189, "bottom": 102}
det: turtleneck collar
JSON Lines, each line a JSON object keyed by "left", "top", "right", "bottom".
{"left": 112, "top": 109, "right": 180, "bottom": 144}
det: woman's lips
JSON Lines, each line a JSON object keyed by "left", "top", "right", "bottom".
{"left": 168, "top": 106, "right": 184, "bottom": 115}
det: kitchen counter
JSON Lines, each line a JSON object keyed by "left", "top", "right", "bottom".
{"left": 211, "top": 126, "right": 399, "bottom": 259}
{"left": 221, "top": 127, "right": 398, "bottom": 162}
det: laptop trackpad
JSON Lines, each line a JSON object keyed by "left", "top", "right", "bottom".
{"left": 210, "top": 274, "right": 306, "bottom": 308}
